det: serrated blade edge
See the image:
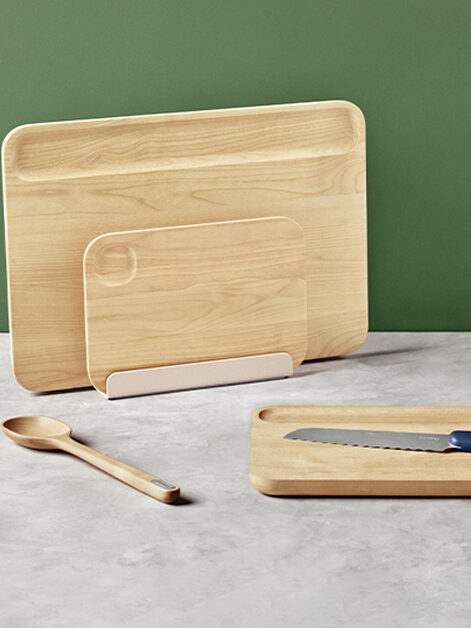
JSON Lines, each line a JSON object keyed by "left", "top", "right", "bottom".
{"left": 284, "top": 427, "right": 451, "bottom": 452}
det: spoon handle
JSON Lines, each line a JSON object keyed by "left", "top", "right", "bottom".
{"left": 58, "top": 436, "right": 180, "bottom": 503}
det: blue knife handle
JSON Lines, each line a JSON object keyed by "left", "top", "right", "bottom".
{"left": 448, "top": 431, "right": 471, "bottom": 452}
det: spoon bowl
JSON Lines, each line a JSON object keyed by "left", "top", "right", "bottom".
{"left": 2, "top": 415, "right": 72, "bottom": 449}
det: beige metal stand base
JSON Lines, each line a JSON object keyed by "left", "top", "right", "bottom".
{"left": 105, "top": 353, "right": 293, "bottom": 399}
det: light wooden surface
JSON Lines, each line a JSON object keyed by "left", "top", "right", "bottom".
{"left": 2, "top": 415, "right": 180, "bottom": 503}
{"left": 2, "top": 100, "right": 367, "bottom": 392}
{"left": 250, "top": 406, "right": 471, "bottom": 496}
{"left": 83, "top": 217, "right": 307, "bottom": 394}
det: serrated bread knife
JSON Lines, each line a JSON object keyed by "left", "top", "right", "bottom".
{"left": 284, "top": 428, "right": 471, "bottom": 452}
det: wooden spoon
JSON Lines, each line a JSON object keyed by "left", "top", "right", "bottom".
{"left": 2, "top": 415, "right": 180, "bottom": 503}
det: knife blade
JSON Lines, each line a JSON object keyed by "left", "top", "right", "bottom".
{"left": 284, "top": 427, "right": 471, "bottom": 452}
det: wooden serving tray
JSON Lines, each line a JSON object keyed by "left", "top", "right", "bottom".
{"left": 250, "top": 406, "right": 471, "bottom": 496}
{"left": 83, "top": 217, "right": 307, "bottom": 395}
{"left": 3, "top": 100, "right": 367, "bottom": 392}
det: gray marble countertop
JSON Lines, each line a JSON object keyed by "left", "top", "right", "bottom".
{"left": 2, "top": 332, "right": 471, "bottom": 627}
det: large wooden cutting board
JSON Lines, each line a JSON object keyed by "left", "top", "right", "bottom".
{"left": 250, "top": 406, "right": 471, "bottom": 496}
{"left": 83, "top": 217, "right": 307, "bottom": 394}
{"left": 2, "top": 100, "right": 367, "bottom": 391}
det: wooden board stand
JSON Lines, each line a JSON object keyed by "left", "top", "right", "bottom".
{"left": 105, "top": 354, "right": 294, "bottom": 399}
{"left": 83, "top": 217, "right": 307, "bottom": 398}
{"left": 250, "top": 406, "right": 471, "bottom": 496}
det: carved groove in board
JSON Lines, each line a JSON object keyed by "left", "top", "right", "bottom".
{"left": 9, "top": 103, "right": 363, "bottom": 181}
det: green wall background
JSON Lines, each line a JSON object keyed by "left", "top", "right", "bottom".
{"left": 1, "top": 0, "right": 470, "bottom": 332}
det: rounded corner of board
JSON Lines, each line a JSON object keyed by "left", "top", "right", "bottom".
{"left": 83, "top": 231, "right": 112, "bottom": 260}
{"left": 335, "top": 100, "right": 366, "bottom": 126}
{"left": 2, "top": 123, "right": 33, "bottom": 156}
{"left": 249, "top": 473, "right": 280, "bottom": 496}
{"left": 12, "top": 374, "right": 43, "bottom": 394}
{"left": 85, "top": 368, "right": 107, "bottom": 398}
{"left": 343, "top": 326, "right": 369, "bottom": 357}
{"left": 9, "top": 356, "right": 45, "bottom": 393}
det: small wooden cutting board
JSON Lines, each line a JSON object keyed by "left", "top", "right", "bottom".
{"left": 250, "top": 406, "right": 471, "bottom": 496}
{"left": 83, "top": 217, "right": 307, "bottom": 394}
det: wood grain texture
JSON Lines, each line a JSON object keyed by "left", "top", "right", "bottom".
{"left": 2, "top": 100, "right": 367, "bottom": 391}
{"left": 83, "top": 217, "right": 307, "bottom": 394}
{"left": 250, "top": 406, "right": 471, "bottom": 496}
